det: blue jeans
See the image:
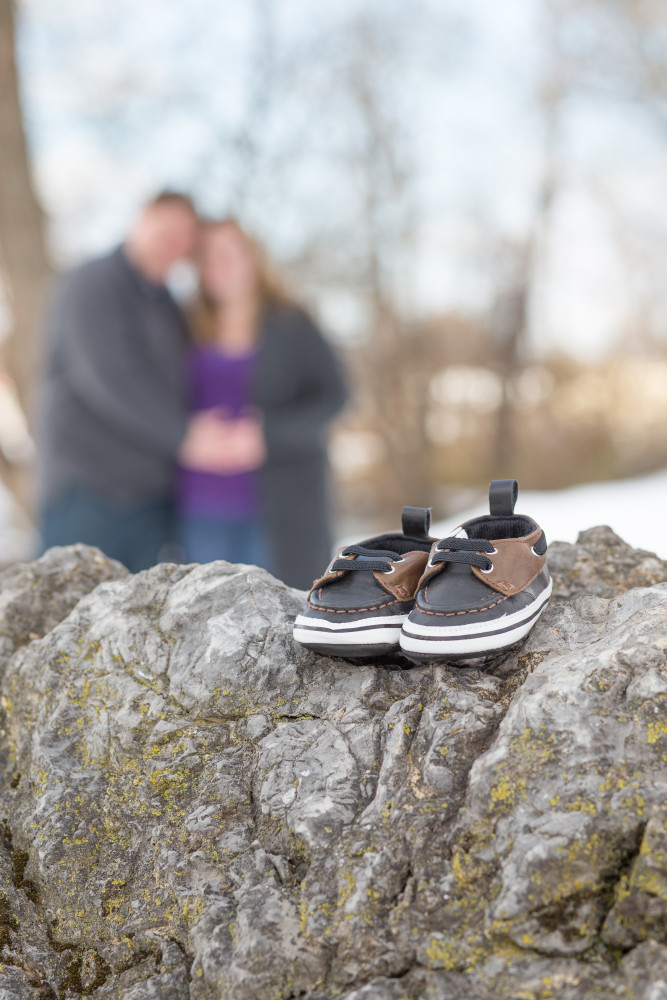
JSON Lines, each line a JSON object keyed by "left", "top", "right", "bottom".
{"left": 177, "top": 512, "right": 271, "bottom": 570}
{"left": 41, "top": 487, "right": 173, "bottom": 573}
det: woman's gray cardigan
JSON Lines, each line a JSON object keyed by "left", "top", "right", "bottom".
{"left": 252, "top": 304, "right": 348, "bottom": 589}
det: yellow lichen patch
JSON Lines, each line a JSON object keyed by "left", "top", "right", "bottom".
{"left": 630, "top": 865, "right": 667, "bottom": 900}
{"left": 380, "top": 801, "right": 394, "bottom": 821}
{"left": 620, "top": 790, "right": 647, "bottom": 817}
{"left": 425, "top": 935, "right": 459, "bottom": 970}
{"left": 565, "top": 798, "right": 597, "bottom": 815}
{"left": 336, "top": 870, "right": 356, "bottom": 908}
{"left": 450, "top": 839, "right": 495, "bottom": 898}
{"left": 545, "top": 830, "right": 624, "bottom": 906}
{"left": 490, "top": 774, "right": 526, "bottom": 809}
{"left": 599, "top": 773, "right": 627, "bottom": 793}
{"left": 647, "top": 720, "right": 667, "bottom": 744}
{"left": 299, "top": 897, "right": 309, "bottom": 936}
{"left": 181, "top": 896, "right": 206, "bottom": 924}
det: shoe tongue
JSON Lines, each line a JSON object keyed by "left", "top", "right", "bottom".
{"left": 437, "top": 560, "right": 475, "bottom": 583}
{"left": 316, "top": 567, "right": 390, "bottom": 607}
{"left": 430, "top": 557, "right": 496, "bottom": 604}
{"left": 354, "top": 546, "right": 400, "bottom": 562}
{"left": 432, "top": 531, "right": 496, "bottom": 598}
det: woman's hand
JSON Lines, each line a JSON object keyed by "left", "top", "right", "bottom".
{"left": 226, "top": 415, "right": 266, "bottom": 471}
{"left": 178, "top": 409, "right": 265, "bottom": 473}
{"left": 178, "top": 409, "right": 228, "bottom": 472}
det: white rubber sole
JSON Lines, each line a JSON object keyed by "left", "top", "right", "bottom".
{"left": 293, "top": 612, "right": 407, "bottom": 650}
{"left": 399, "top": 581, "right": 552, "bottom": 658}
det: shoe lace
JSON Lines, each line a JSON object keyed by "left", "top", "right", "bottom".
{"left": 431, "top": 537, "right": 495, "bottom": 571}
{"left": 330, "top": 544, "right": 401, "bottom": 574}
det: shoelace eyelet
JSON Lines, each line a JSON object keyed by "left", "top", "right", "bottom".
{"left": 430, "top": 542, "right": 449, "bottom": 567}
{"left": 329, "top": 551, "right": 353, "bottom": 573}
{"left": 384, "top": 555, "right": 407, "bottom": 573}
{"left": 479, "top": 546, "right": 498, "bottom": 573}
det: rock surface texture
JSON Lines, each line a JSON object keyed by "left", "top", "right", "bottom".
{"left": 0, "top": 527, "right": 666, "bottom": 998}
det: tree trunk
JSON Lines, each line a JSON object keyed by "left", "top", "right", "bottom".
{"left": 0, "top": 0, "right": 51, "bottom": 515}
{"left": 491, "top": 3, "right": 563, "bottom": 474}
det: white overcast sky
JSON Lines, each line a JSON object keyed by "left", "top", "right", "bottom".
{"left": 16, "top": 0, "right": 667, "bottom": 360}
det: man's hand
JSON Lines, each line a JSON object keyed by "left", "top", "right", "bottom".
{"left": 178, "top": 409, "right": 266, "bottom": 474}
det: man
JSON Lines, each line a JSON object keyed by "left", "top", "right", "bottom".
{"left": 39, "top": 191, "right": 230, "bottom": 572}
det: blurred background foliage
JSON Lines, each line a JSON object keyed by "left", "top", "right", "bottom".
{"left": 1, "top": 0, "right": 667, "bottom": 548}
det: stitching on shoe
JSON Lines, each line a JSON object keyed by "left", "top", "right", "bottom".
{"left": 306, "top": 598, "right": 400, "bottom": 614}
{"left": 419, "top": 588, "right": 510, "bottom": 616}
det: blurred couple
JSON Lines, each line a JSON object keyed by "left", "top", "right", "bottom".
{"left": 39, "top": 192, "right": 348, "bottom": 589}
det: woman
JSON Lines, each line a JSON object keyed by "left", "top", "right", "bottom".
{"left": 176, "top": 219, "right": 348, "bottom": 590}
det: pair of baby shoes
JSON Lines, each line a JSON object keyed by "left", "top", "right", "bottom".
{"left": 293, "top": 479, "right": 552, "bottom": 664}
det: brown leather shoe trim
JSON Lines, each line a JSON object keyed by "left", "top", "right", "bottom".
{"left": 415, "top": 540, "right": 442, "bottom": 591}
{"left": 374, "top": 549, "right": 431, "bottom": 600}
{"left": 307, "top": 545, "right": 350, "bottom": 598}
{"left": 470, "top": 526, "right": 546, "bottom": 595}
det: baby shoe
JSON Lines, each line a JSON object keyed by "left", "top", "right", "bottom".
{"left": 399, "top": 480, "right": 551, "bottom": 663}
{"left": 293, "top": 507, "right": 435, "bottom": 657}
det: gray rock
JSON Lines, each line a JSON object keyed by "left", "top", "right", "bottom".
{"left": 0, "top": 534, "right": 666, "bottom": 997}
{"left": 0, "top": 963, "right": 48, "bottom": 999}
{"left": 0, "top": 543, "right": 127, "bottom": 660}
{"left": 548, "top": 524, "right": 667, "bottom": 601}
{"left": 620, "top": 941, "right": 667, "bottom": 1000}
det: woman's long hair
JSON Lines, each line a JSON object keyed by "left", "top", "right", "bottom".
{"left": 191, "top": 218, "right": 292, "bottom": 345}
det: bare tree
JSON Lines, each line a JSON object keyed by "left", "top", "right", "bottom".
{"left": 341, "top": 11, "right": 432, "bottom": 508}
{"left": 573, "top": 0, "right": 667, "bottom": 130}
{"left": 488, "top": 0, "right": 568, "bottom": 471}
{"left": 558, "top": 0, "right": 667, "bottom": 357}
{"left": 274, "top": 4, "right": 451, "bottom": 515}
{"left": 0, "top": 0, "right": 51, "bottom": 511}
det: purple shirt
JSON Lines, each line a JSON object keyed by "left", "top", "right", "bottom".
{"left": 176, "top": 346, "right": 260, "bottom": 518}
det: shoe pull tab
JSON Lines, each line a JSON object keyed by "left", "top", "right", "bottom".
{"left": 489, "top": 479, "right": 518, "bottom": 516}
{"left": 401, "top": 506, "right": 431, "bottom": 538}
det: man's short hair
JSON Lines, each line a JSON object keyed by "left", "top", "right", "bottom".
{"left": 147, "top": 190, "right": 197, "bottom": 214}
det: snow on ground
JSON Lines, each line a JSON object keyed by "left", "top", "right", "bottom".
{"left": 434, "top": 468, "right": 667, "bottom": 559}
{"left": 1, "top": 469, "right": 666, "bottom": 567}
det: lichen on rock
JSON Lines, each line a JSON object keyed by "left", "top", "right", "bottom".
{"left": 0, "top": 529, "right": 665, "bottom": 998}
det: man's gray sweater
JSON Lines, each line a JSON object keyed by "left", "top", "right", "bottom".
{"left": 39, "top": 247, "right": 189, "bottom": 506}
